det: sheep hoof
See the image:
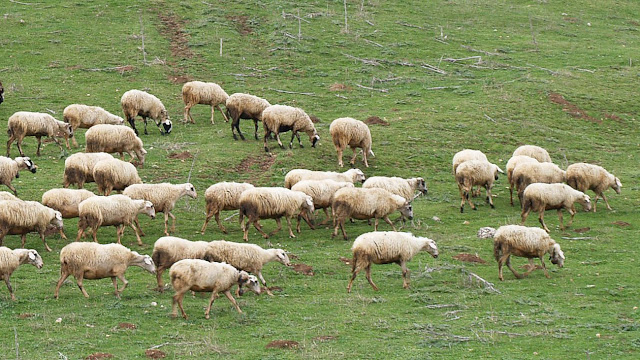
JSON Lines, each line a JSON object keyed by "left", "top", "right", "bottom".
{"left": 460, "top": 207, "right": 464, "bottom": 213}
{"left": 472, "top": 207, "right": 477, "bottom": 211}
{"left": 490, "top": 204, "right": 495, "bottom": 209}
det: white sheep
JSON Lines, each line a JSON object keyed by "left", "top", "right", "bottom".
{"left": 493, "top": 225, "right": 565, "bottom": 281}
{"left": 0, "top": 156, "right": 36, "bottom": 195}
{"left": 331, "top": 187, "right": 414, "bottom": 240}
{"left": 170, "top": 260, "right": 261, "bottom": 319}
{"left": 238, "top": 187, "right": 315, "bottom": 242}
{"left": 347, "top": 231, "right": 438, "bottom": 292}
{"left": 362, "top": 176, "right": 428, "bottom": 202}
{"left": 226, "top": 93, "right": 271, "bottom": 140}
{"left": 151, "top": 236, "right": 214, "bottom": 291}
{"left": 92, "top": 158, "right": 142, "bottom": 196}
{"left": 512, "top": 145, "right": 552, "bottom": 163}
{"left": 329, "top": 117, "right": 374, "bottom": 168}
{"left": 261, "top": 104, "right": 320, "bottom": 153}
{"left": 63, "top": 104, "right": 125, "bottom": 147}
{"left": 121, "top": 89, "right": 172, "bottom": 135}
{"left": 53, "top": 242, "right": 156, "bottom": 299}
{"left": 85, "top": 124, "right": 147, "bottom": 167}
{"left": 455, "top": 160, "right": 504, "bottom": 212}
{"left": 505, "top": 155, "right": 540, "bottom": 206}
{"left": 0, "top": 247, "right": 43, "bottom": 300}
{"left": 123, "top": 183, "right": 197, "bottom": 236}
{"left": 0, "top": 200, "right": 63, "bottom": 252}
{"left": 6, "top": 111, "right": 73, "bottom": 157}
{"left": 42, "top": 188, "right": 96, "bottom": 240}
{"left": 284, "top": 168, "right": 366, "bottom": 189}
{"left": 182, "top": 81, "right": 229, "bottom": 124}
{"left": 566, "top": 163, "right": 622, "bottom": 212}
{"left": 291, "top": 179, "right": 354, "bottom": 225}
{"left": 521, "top": 183, "right": 591, "bottom": 233}
{"left": 200, "top": 182, "right": 255, "bottom": 234}
{"left": 512, "top": 162, "right": 566, "bottom": 206}
{"left": 0, "top": 191, "right": 19, "bottom": 201}
{"left": 63, "top": 152, "right": 114, "bottom": 189}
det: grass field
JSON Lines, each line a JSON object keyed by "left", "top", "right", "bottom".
{"left": 1, "top": 0, "right": 639, "bottom": 358}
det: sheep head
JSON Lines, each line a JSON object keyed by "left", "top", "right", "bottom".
{"left": 492, "top": 164, "right": 504, "bottom": 180}
{"left": 132, "top": 252, "right": 156, "bottom": 274}
{"left": 398, "top": 202, "right": 414, "bottom": 220}
{"left": 238, "top": 271, "right": 261, "bottom": 295}
{"left": 578, "top": 193, "right": 591, "bottom": 211}
{"left": 16, "top": 157, "right": 37, "bottom": 173}
{"left": 420, "top": 238, "right": 438, "bottom": 258}
{"left": 51, "top": 211, "right": 64, "bottom": 230}
{"left": 301, "top": 195, "right": 315, "bottom": 217}
{"left": 26, "top": 250, "right": 44, "bottom": 269}
{"left": 139, "top": 201, "right": 156, "bottom": 219}
{"left": 56, "top": 122, "right": 73, "bottom": 139}
{"left": 183, "top": 183, "right": 197, "bottom": 199}
{"left": 415, "top": 177, "right": 428, "bottom": 195}
{"left": 274, "top": 249, "right": 291, "bottom": 266}
{"left": 306, "top": 129, "right": 320, "bottom": 148}
{"left": 549, "top": 243, "right": 565, "bottom": 268}
{"left": 347, "top": 168, "right": 366, "bottom": 183}
{"left": 613, "top": 177, "right": 622, "bottom": 194}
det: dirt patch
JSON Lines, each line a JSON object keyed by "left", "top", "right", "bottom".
{"left": 85, "top": 353, "right": 114, "bottom": 360}
{"left": 168, "top": 151, "right": 193, "bottom": 160}
{"left": 235, "top": 155, "right": 275, "bottom": 173}
{"left": 167, "top": 73, "right": 192, "bottom": 84}
{"left": 563, "top": 17, "right": 579, "bottom": 23}
{"left": 338, "top": 256, "right": 351, "bottom": 265}
{"left": 574, "top": 227, "right": 590, "bottom": 233}
{"left": 227, "top": 15, "right": 253, "bottom": 35}
{"left": 548, "top": 92, "right": 600, "bottom": 123}
{"left": 365, "top": 116, "right": 389, "bottom": 126}
{"left": 118, "top": 322, "right": 137, "bottom": 330}
{"left": 330, "top": 83, "right": 352, "bottom": 92}
{"left": 313, "top": 335, "right": 337, "bottom": 342}
{"left": 292, "top": 263, "right": 314, "bottom": 276}
{"left": 18, "top": 313, "right": 35, "bottom": 319}
{"left": 452, "top": 253, "right": 487, "bottom": 264}
{"left": 266, "top": 286, "right": 282, "bottom": 292}
{"left": 156, "top": 11, "right": 193, "bottom": 59}
{"left": 266, "top": 340, "right": 299, "bottom": 349}
{"left": 604, "top": 113, "right": 622, "bottom": 122}
{"left": 613, "top": 221, "right": 631, "bottom": 227}
{"left": 145, "top": 349, "right": 166, "bottom": 359}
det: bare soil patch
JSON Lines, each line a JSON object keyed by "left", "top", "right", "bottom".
{"left": 118, "top": 322, "right": 137, "bottom": 330}
{"left": 85, "top": 354, "right": 114, "bottom": 360}
{"left": 574, "top": 227, "right": 590, "bottom": 233}
{"left": 292, "top": 263, "right": 314, "bottom": 276}
{"left": 145, "top": 349, "right": 166, "bottom": 359}
{"left": 168, "top": 151, "right": 193, "bottom": 160}
{"left": 613, "top": 221, "right": 631, "bottom": 227}
{"left": 548, "top": 92, "right": 600, "bottom": 123}
{"left": 452, "top": 253, "right": 487, "bottom": 264}
{"left": 227, "top": 15, "right": 253, "bottom": 35}
{"left": 266, "top": 340, "right": 299, "bottom": 349}
{"left": 235, "top": 155, "right": 275, "bottom": 173}
{"left": 365, "top": 116, "right": 389, "bottom": 126}
{"left": 330, "top": 83, "right": 352, "bottom": 92}
{"left": 167, "top": 73, "right": 192, "bottom": 84}
{"left": 604, "top": 113, "right": 622, "bottom": 122}
{"left": 313, "top": 335, "right": 337, "bottom": 342}
{"left": 156, "top": 11, "right": 193, "bottom": 59}
{"left": 18, "top": 313, "right": 35, "bottom": 319}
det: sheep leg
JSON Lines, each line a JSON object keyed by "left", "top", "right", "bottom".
{"left": 285, "top": 216, "right": 296, "bottom": 238}
{"left": 205, "top": 289, "right": 220, "bottom": 319}
{"left": 557, "top": 209, "right": 565, "bottom": 231}
{"left": 275, "top": 132, "right": 285, "bottom": 149}
{"left": 133, "top": 217, "right": 145, "bottom": 237}
{"left": 59, "top": 228, "right": 68, "bottom": 241}
{"left": 20, "top": 234, "right": 26, "bottom": 248}
{"left": 155, "top": 268, "right": 165, "bottom": 292}
{"left": 115, "top": 274, "right": 128, "bottom": 297}
{"left": 252, "top": 218, "right": 268, "bottom": 239}
{"left": 71, "top": 133, "right": 79, "bottom": 148}
{"left": 54, "top": 272, "right": 70, "bottom": 299}
{"left": 336, "top": 146, "right": 344, "bottom": 167}
{"left": 111, "top": 277, "right": 121, "bottom": 299}
{"left": 539, "top": 257, "right": 550, "bottom": 278}
{"left": 347, "top": 268, "right": 359, "bottom": 293}
{"left": 319, "top": 208, "right": 330, "bottom": 225}
{"left": 497, "top": 255, "right": 505, "bottom": 281}
{"left": 215, "top": 212, "right": 227, "bottom": 234}
{"left": 172, "top": 290, "right": 188, "bottom": 319}
{"left": 76, "top": 226, "right": 85, "bottom": 242}
{"left": 350, "top": 147, "right": 358, "bottom": 167}
{"left": 7, "top": 183, "right": 18, "bottom": 196}
{"left": 298, "top": 212, "right": 314, "bottom": 231}
{"left": 76, "top": 273, "right": 90, "bottom": 298}
{"left": 224, "top": 290, "right": 243, "bottom": 313}
{"left": 365, "top": 265, "right": 379, "bottom": 291}
{"left": 601, "top": 192, "right": 613, "bottom": 211}
{"left": 567, "top": 206, "right": 577, "bottom": 227}
{"left": 340, "top": 218, "right": 348, "bottom": 240}
{"left": 169, "top": 212, "right": 176, "bottom": 233}
{"left": 40, "top": 233, "right": 52, "bottom": 252}
{"left": 485, "top": 185, "right": 495, "bottom": 208}
{"left": 163, "top": 212, "right": 170, "bottom": 236}
{"left": 130, "top": 223, "right": 143, "bottom": 246}
{"left": 520, "top": 206, "right": 532, "bottom": 226}
{"left": 269, "top": 218, "right": 282, "bottom": 237}
{"left": 373, "top": 218, "right": 379, "bottom": 231}
{"left": 288, "top": 132, "right": 296, "bottom": 149}
{"left": 217, "top": 105, "right": 229, "bottom": 123}
{"left": 263, "top": 130, "right": 271, "bottom": 153}
{"left": 295, "top": 133, "right": 303, "bottom": 148}
{"left": 36, "top": 136, "right": 42, "bottom": 156}
{"left": 115, "top": 225, "right": 123, "bottom": 244}
{"left": 504, "top": 255, "right": 524, "bottom": 279}
{"left": 6, "top": 134, "right": 15, "bottom": 156}
{"left": 183, "top": 104, "right": 192, "bottom": 124}
{"left": 362, "top": 147, "right": 369, "bottom": 167}
{"left": 382, "top": 216, "right": 397, "bottom": 231}
{"left": 538, "top": 210, "right": 550, "bottom": 233}
{"left": 200, "top": 208, "right": 214, "bottom": 234}
{"left": 92, "top": 224, "right": 100, "bottom": 243}
{"left": 3, "top": 275, "right": 15, "bottom": 301}
{"left": 142, "top": 116, "right": 149, "bottom": 135}
{"left": 127, "top": 118, "right": 139, "bottom": 136}
{"left": 258, "top": 272, "right": 274, "bottom": 296}
{"left": 400, "top": 261, "right": 410, "bottom": 289}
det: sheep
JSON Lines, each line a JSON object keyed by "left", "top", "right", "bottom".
{"left": 261, "top": 105, "right": 320, "bottom": 153}
{"left": 566, "top": 163, "right": 622, "bottom": 212}
{"left": 329, "top": 117, "right": 374, "bottom": 168}
{"left": 226, "top": 93, "right": 271, "bottom": 141}
{"left": 204, "top": 240, "right": 290, "bottom": 296}
{"left": 455, "top": 160, "right": 504, "bottom": 213}
{"left": 63, "top": 152, "right": 114, "bottom": 188}
{"left": 6, "top": 111, "right": 73, "bottom": 157}
{"left": 512, "top": 162, "right": 566, "bottom": 206}
{"left": 42, "top": 188, "right": 96, "bottom": 240}
{"left": 0, "top": 191, "right": 19, "bottom": 201}
{"left": 63, "top": 104, "right": 125, "bottom": 147}
{"left": 151, "top": 236, "right": 216, "bottom": 291}
{"left": 452, "top": 149, "right": 488, "bottom": 197}
{"left": 238, "top": 187, "right": 315, "bottom": 242}
{"left": 347, "top": 231, "right": 438, "bottom": 292}
{"left": 182, "top": 81, "right": 229, "bottom": 124}
{"left": 170, "top": 259, "right": 261, "bottom": 319}
{"left": 512, "top": 145, "right": 552, "bottom": 163}
{"left": 53, "top": 242, "right": 156, "bottom": 299}
{"left": 493, "top": 225, "right": 565, "bottom": 281}
{"left": 0, "top": 200, "right": 63, "bottom": 252}
{"left": 85, "top": 124, "right": 147, "bottom": 167}
{"left": 0, "top": 156, "right": 36, "bottom": 195}
{"left": 123, "top": 183, "right": 197, "bottom": 236}
{"left": 505, "top": 155, "right": 540, "bottom": 206}
{"left": 0, "top": 247, "right": 43, "bottom": 300}
{"left": 291, "top": 179, "right": 354, "bottom": 225}
{"left": 284, "top": 168, "right": 366, "bottom": 189}
{"left": 76, "top": 195, "right": 155, "bottom": 245}
{"left": 120, "top": 89, "right": 173, "bottom": 135}
{"left": 521, "top": 183, "right": 591, "bottom": 233}
{"left": 200, "top": 182, "right": 255, "bottom": 234}
{"left": 331, "top": 187, "right": 414, "bottom": 240}
{"left": 92, "top": 158, "right": 142, "bottom": 196}
{"left": 362, "top": 176, "right": 428, "bottom": 202}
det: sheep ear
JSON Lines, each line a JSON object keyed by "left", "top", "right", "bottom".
{"left": 305, "top": 197, "right": 313, "bottom": 207}
{"left": 616, "top": 178, "right": 622, "bottom": 187}
{"left": 496, "top": 165, "right": 505, "bottom": 174}
{"left": 55, "top": 212, "right": 62, "bottom": 221}
{"left": 144, "top": 256, "right": 152, "bottom": 265}
{"left": 28, "top": 252, "right": 36, "bottom": 260}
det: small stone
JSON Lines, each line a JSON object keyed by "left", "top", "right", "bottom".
{"left": 151, "top": 302, "right": 157, "bottom": 307}
{"left": 55, "top": 318, "right": 62, "bottom": 323}
{"left": 596, "top": 333, "right": 601, "bottom": 338}
{"left": 463, "top": 221, "right": 470, "bottom": 225}
{"left": 432, "top": 216, "right": 441, "bottom": 222}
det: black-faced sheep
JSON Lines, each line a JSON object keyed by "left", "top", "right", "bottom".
{"left": 63, "top": 152, "right": 114, "bottom": 189}
{"left": 455, "top": 160, "right": 503, "bottom": 213}
{"left": 0, "top": 200, "right": 63, "bottom": 252}
{"left": 200, "top": 182, "right": 255, "bottom": 235}
{"left": 261, "top": 105, "right": 320, "bottom": 153}
{"left": 121, "top": 89, "right": 172, "bottom": 135}
{"left": 512, "top": 145, "right": 552, "bottom": 163}
{"left": 63, "top": 104, "right": 124, "bottom": 147}
{"left": 0, "top": 247, "right": 43, "bottom": 300}
{"left": 566, "top": 163, "right": 622, "bottom": 212}
{"left": 151, "top": 236, "right": 214, "bottom": 291}
{"left": 329, "top": 117, "right": 374, "bottom": 168}
{"left": 0, "top": 156, "right": 36, "bottom": 195}
{"left": 85, "top": 124, "right": 147, "bottom": 167}
{"left": 284, "top": 168, "right": 366, "bottom": 189}
{"left": 291, "top": 179, "right": 354, "bottom": 225}
{"left": 226, "top": 93, "right": 271, "bottom": 140}
{"left": 42, "top": 188, "right": 96, "bottom": 240}
{"left": 7, "top": 111, "right": 73, "bottom": 157}
{"left": 512, "top": 162, "right": 566, "bottom": 206}
{"left": 505, "top": 155, "right": 539, "bottom": 206}
{"left": 521, "top": 183, "right": 591, "bottom": 233}
{"left": 92, "top": 158, "right": 142, "bottom": 196}
{"left": 182, "top": 81, "right": 229, "bottom": 124}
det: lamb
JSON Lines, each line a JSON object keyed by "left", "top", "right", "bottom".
{"left": 63, "top": 152, "right": 114, "bottom": 188}
{"left": 331, "top": 187, "right": 414, "bottom": 240}
{"left": 200, "top": 182, "right": 255, "bottom": 234}
{"left": 7, "top": 111, "right": 73, "bottom": 157}
{"left": 452, "top": 149, "right": 487, "bottom": 175}
{"left": 63, "top": 104, "right": 125, "bottom": 147}
{"left": 238, "top": 187, "right": 315, "bottom": 242}
{"left": 123, "top": 183, "right": 197, "bottom": 236}
{"left": 521, "top": 183, "right": 591, "bottom": 233}
{"left": 0, "top": 156, "right": 36, "bottom": 195}
{"left": 121, "top": 89, "right": 173, "bottom": 135}
{"left": 362, "top": 176, "right": 428, "bottom": 202}
{"left": 76, "top": 195, "right": 156, "bottom": 245}
{"left": 182, "top": 81, "right": 229, "bottom": 124}
{"left": 291, "top": 179, "right": 354, "bottom": 225}
{"left": 329, "top": 117, "right": 374, "bottom": 168}
{"left": 170, "top": 259, "right": 261, "bottom": 319}
{"left": 493, "top": 225, "right": 565, "bottom": 281}
{"left": 0, "top": 200, "right": 63, "bottom": 252}
{"left": 53, "top": 242, "right": 156, "bottom": 299}
{"left": 505, "top": 155, "right": 540, "bottom": 206}
{"left": 85, "top": 124, "right": 147, "bottom": 167}
{"left": 512, "top": 145, "right": 552, "bottom": 163}
{"left": 151, "top": 236, "right": 215, "bottom": 291}
{"left": 42, "top": 188, "right": 96, "bottom": 240}
{"left": 455, "top": 160, "right": 503, "bottom": 213}
{"left": 347, "top": 231, "right": 438, "bottom": 293}
{"left": 0, "top": 247, "right": 43, "bottom": 300}
{"left": 261, "top": 105, "right": 320, "bottom": 153}
{"left": 512, "top": 162, "right": 566, "bottom": 206}
{"left": 226, "top": 93, "right": 271, "bottom": 140}
{"left": 566, "top": 163, "right": 622, "bottom": 212}
{"left": 284, "top": 168, "right": 366, "bottom": 189}
{"left": 92, "top": 158, "right": 142, "bottom": 196}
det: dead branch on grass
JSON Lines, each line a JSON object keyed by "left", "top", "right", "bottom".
{"left": 10, "top": 0, "right": 39, "bottom": 4}
{"left": 343, "top": 53, "right": 381, "bottom": 66}
{"left": 461, "top": 45, "right": 501, "bottom": 56}
{"left": 281, "top": 11, "right": 310, "bottom": 23}
{"left": 444, "top": 56, "right": 482, "bottom": 63}
{"left": 420, "top": 63, "right": 446, "bottom": 74}
{"left": 396, "top": 21, "right": 424, "bottom": 29}
{"left": 268, "top": 88, "right": 315, "bottom": 96}
{"left": 355, "top": 84, "right": 388, "bottom": 93}
{"left": 362, "top": 38, "right": 383, "bottom": 47}
{"left": 461, "top": 269, "right": 501, "bottom": 294}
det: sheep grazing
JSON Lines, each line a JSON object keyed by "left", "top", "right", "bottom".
{"left": 170, "top": 259, "right": 261, "bottom": 319}
{"left": 200, "top": 182, "right": 255, "bottom": 234}
{"left": 6, "top": 111, "right": 73, "bottom": 157}
{"left": 85, "top": 124, "right": 147, "bottom": 167}
{"left": 121, "top": 89, "right": 172, "bottom": 135}
{"left": 151, "top": 236, "right": 214, "bottom": 291}
{"left": 123, "top": 183, "right": 197, "bottom": 236}
{"left": 347, "top": 232, "right": 438, "bottom": 293}
{"left": 566, "top": 163, "right": 622, "bottom": 212}
{"left": 331, "top": 187, "right": 413, "bottom": 240}
{"left": 291, "top": 179, "right": 354, "bottom": 225}
{"left": 182, "top": 81, "right": 229, "bottom": 124}
{"left": 512, "top": 162, "right": 566, "bottom": 206}
{"left": 42, "top": 188, "right": 96, "bottom": 240}
{"left": 226, "top": 93, "right": 271, "bottom": 140}
{"left": 284, "top": 168, "right": 366, "bottom": 189}
{"left": 0, "top": 247, "right": 43, "bottom": 300}
{"left": 329, "top": 117, "right": 374, "bottom": 168}
{"left": 0, "top": 200, "right": 63, "bottom": 252}
{"left": 363, "top": 176, "right": 428, "bottom": 202}
{"left": 512, "top": 145, "right": 552, "bottom": 163}
{"left": 521, "top": 183, "right": 591, "bottom": 233}
{"left": 63, "top": 104, "right": 125, "bottom": 147}
{"left": 261, "top": 105, "right": 320, "bottom": 153}
{"left": 54, "top": 242, "right": 156, "bottom": 299}
{"left": 238, "top": 187, "right": 315, "bottom": 242}
{"left": 63, "top": 152, "right": 114, "bottom": 189}
{"left": 76, "top": 195, "right": 155, "bottom": 245}
{"left": 493, "top": 225, "right": 564, "bottom": 281}
{"left": 92, "top": 158, "right": 142, "bottom": 196}
{"left": 506, "top": 155, "right": 540, "bottom": 206}
{"left": 0, "top": 156, "right": 36, "bottom": 195}
{"left": 455, "top": 160, "right": 503, "bottom": 213}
